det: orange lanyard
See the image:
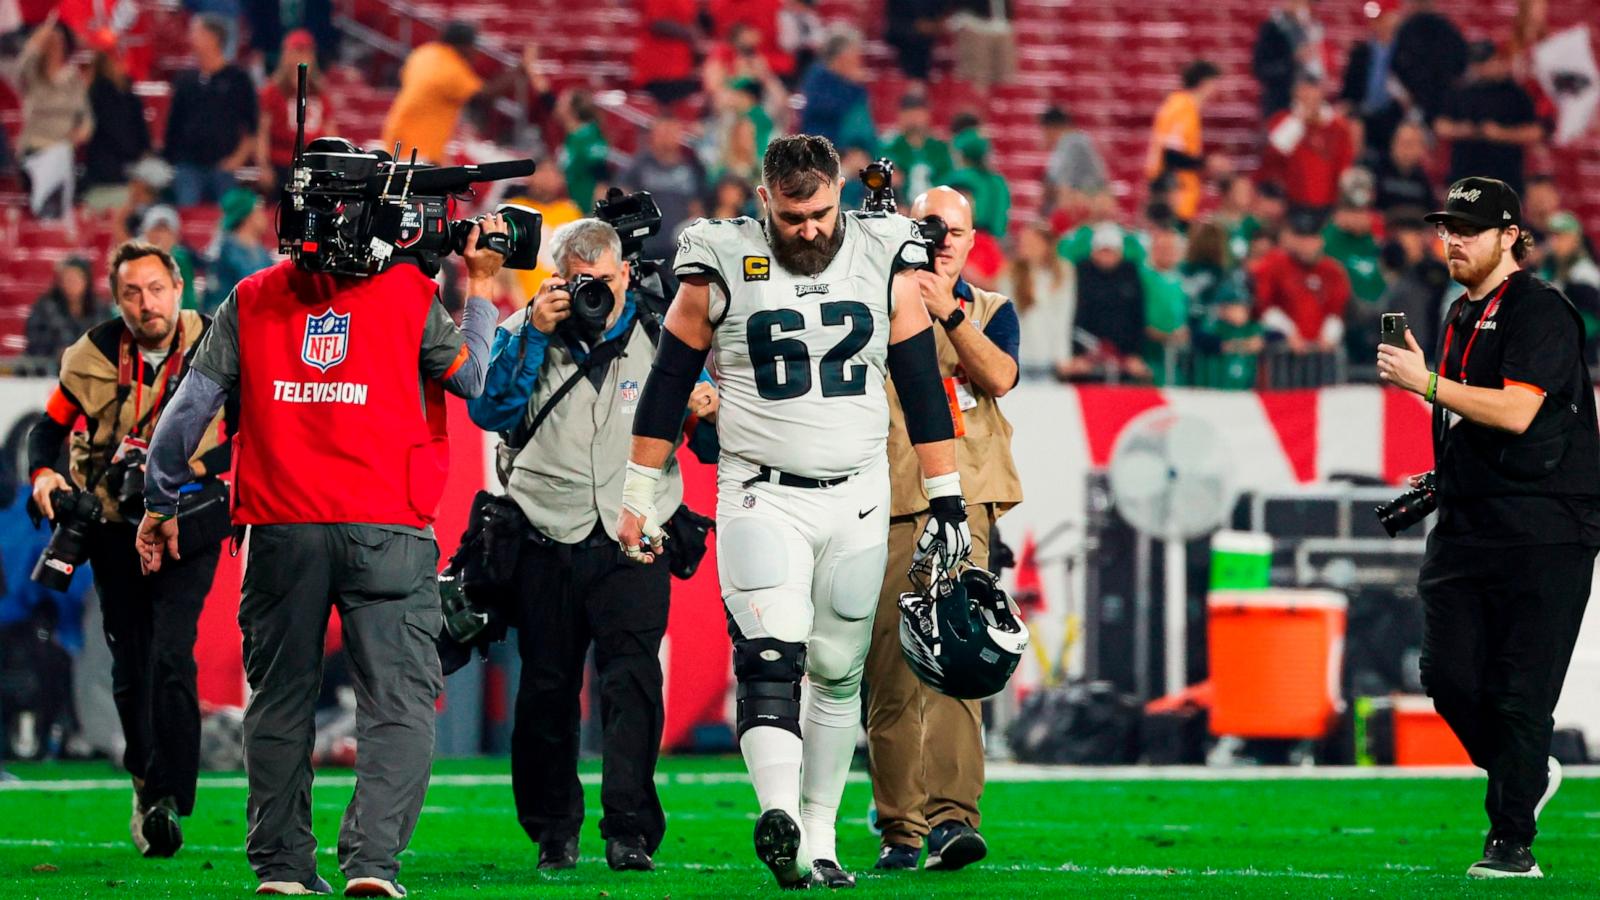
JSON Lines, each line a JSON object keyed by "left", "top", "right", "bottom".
{"left": 116, "top": 322, "right": 185, "bottom": 439}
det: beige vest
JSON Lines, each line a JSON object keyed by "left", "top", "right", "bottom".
{"left": 498, "top": 312, "right": 684, "bottom": 544}
{"left": 61, "top": 310, "right": 226, "bottom": 522}
{"left": 886, "top": 284, "right": 1024, "bottom": 518}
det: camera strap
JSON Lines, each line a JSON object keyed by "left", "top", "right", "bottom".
{"left": 505, "top": 315, "right": 638, "bottom": 451}
{"left": 116, "top": 321, "right": 187, "bottom": 441}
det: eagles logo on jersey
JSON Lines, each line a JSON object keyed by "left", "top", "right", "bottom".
{"left": 674, "top": 211, "right": 929, "bottom": 480}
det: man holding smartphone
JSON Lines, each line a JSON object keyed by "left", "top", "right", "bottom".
{"left": 1376, "top": 177, "right": 1600, "bottom": 879}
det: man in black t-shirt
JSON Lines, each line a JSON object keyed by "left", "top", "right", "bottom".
{"left": 1436, "top": 44, "right": 1542, "bottom": 195}
{"left": 1377, "top": 178, "right": 1600, "bottom": 880}
{"left": 163, "top": 15, "right": 258, "bottom": 207}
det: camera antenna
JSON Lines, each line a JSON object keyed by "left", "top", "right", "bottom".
{"left": 399, "top": 148, "right": 419, "bottom": 203}
{"left": 290, "top": 63, "right": 308, "bottom": 172}
{"left": 380, "top": 142, "right": 401, "bottom": 200}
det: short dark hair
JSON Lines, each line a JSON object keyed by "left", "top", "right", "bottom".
{"left": 440, "top": 21, "right": 476, "bottom": 52}
{"left": 107, "top": 241, "right": 180, "bottom": 296}
{"left": 1182, "top": 59, "right": 1222, "bottom": 89}
{"left": 950, "top": 112, "right": 981, "bottom": 134}
{"left": 194, "top": 14, "right": 230, "bottom": 51}
{"left": 762, "top": 134, "right": 840, "bottom": 200}
{"left": 1040, "top": 106, "right": 1070, "bottom": 127}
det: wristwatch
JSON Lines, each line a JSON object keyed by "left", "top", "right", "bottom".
{"left": 939, "top": 306, "right": 966, "bottom": 331}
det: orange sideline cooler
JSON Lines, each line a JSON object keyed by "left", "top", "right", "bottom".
{"left": 1208, "top": 589, "right": 1347, "bottom": 739}
{"left": 1390, "top": 694, "right": 1473, "bottom": 766}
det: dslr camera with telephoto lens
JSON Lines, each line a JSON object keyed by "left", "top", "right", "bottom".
{"left": 1376, "top": 471, "right": 1438, "bottom": 537}
{"left": 858, "top": 158, "right": 946, "bottom": 271}
{"left": 31, "top": 489, "right": 103, "bottom": 591}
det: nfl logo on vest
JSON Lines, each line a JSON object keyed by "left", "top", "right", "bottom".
{"left": 302, "top": 309, "right": 350, "bottom": 372}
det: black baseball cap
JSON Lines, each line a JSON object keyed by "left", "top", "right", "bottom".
{"left": 1425, "top": 177, "right": 1522, "bottom": 231}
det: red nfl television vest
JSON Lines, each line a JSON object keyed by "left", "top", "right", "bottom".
{"left": 233, "top": 260, "right": 449, "bottom": 527}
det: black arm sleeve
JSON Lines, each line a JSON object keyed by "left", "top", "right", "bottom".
{"left": 26, "top": 414, "right": 72, "bottom": 478}
{"left": 633, "top": 327, "right": 706, "bottom": 442}
{"left": 888, "top": 326, "right": 956, "bottom": 445}
{"left": 1161, "top": 147, "right": 1205, "bottom": 172}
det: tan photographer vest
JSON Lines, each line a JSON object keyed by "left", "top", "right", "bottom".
{"left": 885, "top": 282, "right": 1024, "bottom": 518}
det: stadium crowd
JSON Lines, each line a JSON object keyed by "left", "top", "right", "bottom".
{"left": 0, "top": 0, "right": 1593, "bottom": 392}
{"left": 1, "top": 0, "right": 1599, "bottom": 764}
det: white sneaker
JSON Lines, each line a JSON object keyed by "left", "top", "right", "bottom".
{"left": 344, "top": 877, "right": 407, "bottom": 898}
{"left": 1535, "top": 756, "right": 1562, "bottom": 822}
{"left": 128, "top": 790, "right": 150, "bottom": 856}
{"left": 256, "top": 877, "right": 331, "bottom": 896}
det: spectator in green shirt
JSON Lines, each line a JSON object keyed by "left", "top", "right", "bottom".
{"left": 1194, "top": 295, "right": 1265, "bottom": 390}
{"left": 881, "top": 92, "right": 953, "bottom": 200}
{"left": 559, "top": 90, "right": 609, "bottom": 208}
{"left": 946, "top": 118, "right": 1011, "bottom": 238}
{"left": 1180, "top": 221, "right": 1244, "bottom": 309}
{"left": 1058, "top": 193, "right": 1147, "bottom": 266}
{"left": 1140, "top": 224, "right": 1191, "bottom": 385}
{"left": 1322, "top": 187, "right": 1384, "bottom": 365}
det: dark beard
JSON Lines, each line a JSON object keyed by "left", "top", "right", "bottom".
{"left": 1450, "top": 242, "right": 1504, "bottom": 291}
{"left": 768, "top": 214, "right": 846, "bottom": 277}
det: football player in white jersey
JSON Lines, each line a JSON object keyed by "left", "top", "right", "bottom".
{"left": 615, "top": 135, "right": 972, "bottom": 889}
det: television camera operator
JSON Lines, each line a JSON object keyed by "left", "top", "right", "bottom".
{"left": 462, "top": 216, "right": 716, "bottom": 874}
{"left": 1376, "top": 177, "right": 1600, "bottom": 880}
{"left": 26, "top": 240, "right": 231, "bottom": 859}
{"left": 134, "top": 128, "right": 520, "bottom": 894}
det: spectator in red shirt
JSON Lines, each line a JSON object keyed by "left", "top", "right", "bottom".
{"left": 1261, "top": 74, "right": 1355, "bottom": 213}
{"left": 707, "top": 0, "right": 794, "bottom": 81}
{"left": 632, "top": 0, "right": 703, "bottom": 106}
{"left": 257, "top": 30, "right": 335, "bottom": 191}
{"left": 1254, "top": 208, "right": 1351, "bottom": 352}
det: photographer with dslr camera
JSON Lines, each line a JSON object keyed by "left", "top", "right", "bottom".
{"left": 1376, "top": 177, "right": 1600, "bottom": 880}
{"left": 26, "top": 240, "right": 230, "bottom": 860}
{"left": 864, "top": 186, "right": 1022, "bottom": 873}
{"left": 135, "top": 186, "right": 507, "bottom": 897}
{"left": 465, "top": 217, "right": 716, "bottom": 874}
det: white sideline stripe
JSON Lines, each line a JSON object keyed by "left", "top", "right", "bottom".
{"left": 8, "top": 764, "right": 1600, "bottom": 793}
{"left": 0, "top": 842, "right": 1456, "bottom": 882}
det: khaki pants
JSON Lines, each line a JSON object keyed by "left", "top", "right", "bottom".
{"left": 864, "top": 503, "right": 994, "bottom": 847}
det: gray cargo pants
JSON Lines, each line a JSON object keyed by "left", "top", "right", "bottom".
{"left": 238, "top": 523, "right": 444, "bottom": 885}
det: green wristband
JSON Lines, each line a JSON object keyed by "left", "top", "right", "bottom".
{"left": 1425, "top": 371, "right": 1438, "bottom": 403}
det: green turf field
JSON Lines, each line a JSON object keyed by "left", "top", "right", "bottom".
{"left": 2, "top": 757, "right": 1597, "bottom": 898}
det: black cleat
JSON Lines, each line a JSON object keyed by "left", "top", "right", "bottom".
{"left": 811, "top": 859, "right": 855, "bottom": 888}
{"left": 874, "top": 843, "right": 920, "bottom": 870}
{"left": 140, "top": 797, "right": 183, "bottom": 858}
{"left": 925, "top": 822, "right": 986, "bottom": 871}
{"left": 606, "top": 835, "right": 655, "bottom": 872}
{"left": 537, "top": 836, "right": 579, "bottom": 870}
{"left": 754, "top": 809, "right": 811, "bottom": 889}
{"left": 1467, "top": 838, "right": 1543, "bottom": 878}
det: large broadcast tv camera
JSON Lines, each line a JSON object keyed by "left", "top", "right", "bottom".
{"left": 276, "top": 63, "right": 540, "bottom": 277}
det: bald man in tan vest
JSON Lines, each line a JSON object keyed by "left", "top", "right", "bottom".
{"left": 866, "top": 187, "right": 1024, "bottom": 871}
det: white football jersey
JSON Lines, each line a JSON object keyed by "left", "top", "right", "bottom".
{"left": 674, "top": 211, "right": 929, "bottom": 479}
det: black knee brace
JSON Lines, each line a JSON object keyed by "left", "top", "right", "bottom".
{"left": 732, "top": 637, "right": 807, "bottom": 739}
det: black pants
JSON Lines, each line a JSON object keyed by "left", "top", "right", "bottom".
{"left": 1417, "top": 534, "right": 1595, "bottom": 845}
{"left": 509, "top": 532, "right": 669, "bottom": 852}
{"left": 87, "top": 520, "right": 220, "bottom": 815}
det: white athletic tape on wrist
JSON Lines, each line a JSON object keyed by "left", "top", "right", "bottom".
{"left": 923, "top": 471, "right": 962, "bottom": 500}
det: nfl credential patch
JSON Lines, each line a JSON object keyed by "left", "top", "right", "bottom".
{"left": 303, "top": 309, "right": 350, "bottom": 372}
{"left": 620, "top": 379, "right": 641, "bottom": 402}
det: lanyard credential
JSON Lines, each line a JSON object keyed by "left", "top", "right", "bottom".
{"left": 1440, "top": 278, "right": 1510, "bottom": 385}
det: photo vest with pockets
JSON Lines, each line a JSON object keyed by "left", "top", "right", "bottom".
{"left": 498, "top": 305, "right": 684, "bottom": 544}
{"left": 886, "top": 282, "right": 1026, "bottom": 519}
